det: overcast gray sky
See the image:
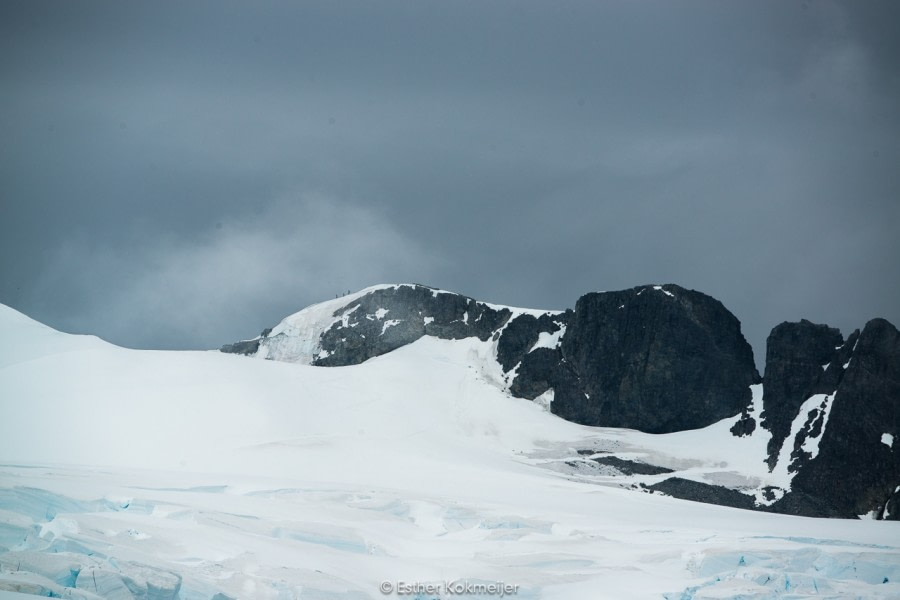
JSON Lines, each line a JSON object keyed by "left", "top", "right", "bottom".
{"left": 1, "top": 0, "right": 898, "bottom": 367}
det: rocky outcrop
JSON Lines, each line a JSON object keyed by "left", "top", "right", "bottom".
{"left": 648, "top": 478, "right": 854, "bottom": 518}
{"left": 496, "top": 312, "right": 570, "bottom": 372}
{"left": 219, "top": 337, "right": 262, "bottom": 356}
{"left": 312, "top": 285, "right": 512, "bottom": 367}
{"left": 221, "top": 283, "right": 900, "bottom": 519}
{"left": 224, "top": 283, "right": 760, "bottom": 434}
{"left": 886, "top": 488, "right": 900, "bottom": 521}
{"left": 649, "top": 478, "right": 758, "bottom": 511}
{"left": 547, "top": 285, "right": 760, "bottom": 433}
{"left": 636, "top": 317, "right": 900, "bottom": 521}
{"left": 758, "top": 320, "right": 855, "bottom": 468}
{"left": 719, "top": 317, "right": 900, "bottom": 519}
{"left": 591, "top": 455, "right": 674, "bottom": 476}
{"left": 786, "top": 319, "right": 900, "bottom": 518}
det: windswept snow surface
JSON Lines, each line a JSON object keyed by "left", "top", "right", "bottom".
{"left": 258, "top": 284, "right": 396, "bottom": 363}
{"left": 255, "top": 284, "right": 564, "bottom": 366}
{"left": 1, "top": 304, "right": 899, "bottom": 599}
{"left": 530, "top": 327, "right": 565, "bottom": 352}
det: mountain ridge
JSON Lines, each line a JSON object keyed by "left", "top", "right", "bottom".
{"left": 223, "top": 282, "right": 761, "bottom": 434}
{"left": 221, "top": 282, "right": 900, "bottom": 520}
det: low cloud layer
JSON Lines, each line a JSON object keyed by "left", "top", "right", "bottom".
{"left": 30, "top": 195, "right": 436, "bottom": 349}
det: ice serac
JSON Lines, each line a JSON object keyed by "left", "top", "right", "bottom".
{"left": 787, "top": 318, "right": 900, "bottom": 518}
{"left": 547, "top": 285, "right": 761, "bottom": 433}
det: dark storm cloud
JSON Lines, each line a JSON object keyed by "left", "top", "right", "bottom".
{"left": 1, "top": 0, "right": 898, "bottom": 364}
{"left": 28, "top": 195, "right": 437, "bottom": 349}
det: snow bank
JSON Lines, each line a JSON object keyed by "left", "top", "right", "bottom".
{"left": 2, "top": 306, "right": 899, "bottom": 599}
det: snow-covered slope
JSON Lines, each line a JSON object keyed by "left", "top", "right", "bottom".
{"left": 1, "top": 304, "right": 899, "bottom": 599}
{"left": 224, "top": 284, "right": 900, "bottom": 521}
{"left": 223, "top": 283, "right": 763, "bottom": 439}
{"left": 248, "top": 283, "right": 561, "bottom": 368}
{"left": 256, "top": 284, "right": 405, "bottom": 364}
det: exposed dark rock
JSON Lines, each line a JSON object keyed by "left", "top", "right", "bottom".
{"left": 219, "top": 327, "right": 273, "bottom": 355}
{"left": 729, "top": 409, "right": 756, "bottom": 437}
{"left": 647, "top": 478, "right": 853, "bottom": 518}
{"left": 508, "top": 346, "right": 582, "bottom": 403}
{"left": 219, "top": 282, "right": 900, "bottom": 519}
{"left": 648, "top": 478, "right": 757, "bottom": 511}
{"left": 219, "top": 339, "right": 261, "bottom": 356}
{"left": 788, "top": 318, "right": 900, "bottom": 518}
{"left": 224, "top": 283, "right": 760, "bottom": 434}
{"left": 313, "top": 285, "right": 514, "bottom": 366}
{"left": 759, "top": 320, "right": 847, "bottom": 468}
{"left": 784, "top": 394, "right": 833, "bottom": 476}
{"left": 885, "top": 488, "right": 900, "bottom": 521}
{"left": 646, "top": 478, "right": 845, "bottom": 517}
{"left": 590, "top": 456, "right": 674, "bottom": 476}
{"left": 753, "top": 318, "right": 900, "bottom": 518}
{"left": 550, "top": 285, "right": 760, "bottom": 433}
{"left": 767, "top": 491, "right": 851, "bottom": 519}
{"left": 648, "top": 318, "right": 899, "bottom": 520}
{"left": 760, "top": 486, "right": 779, "bottom": 502}
{"left": 496, "top": 312, "right": 569, "bottom": 372}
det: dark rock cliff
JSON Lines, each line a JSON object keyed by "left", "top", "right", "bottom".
{"left": 311, "top": 285, "right": 512, "bottom": 367}
{"left": 758, "top": 320, "right": 854, "bottom": 469}
{"left": 224, "top": 283, "right": 760, "bottom": 434}
{"left": 548, "top": 285, "right": 760, "bottom": 433}
{"left": 786, "top": 319, "right": 900, "bottom": 518}
{"left": 222, "top": 283, "right": 900, "bottom": 519}
{"left": 645, "top": 318, "right": 900, "bottom": 520}
{"left": 710, "top": 317, "right": 900, "bottom": 518}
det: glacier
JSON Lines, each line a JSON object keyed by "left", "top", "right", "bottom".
{"left": 1, "top": 302, "right": 899, "bottom": 599}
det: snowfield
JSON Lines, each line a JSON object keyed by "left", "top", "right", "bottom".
{"left": 1, "top": 303, "right": 899, "bottom": 599}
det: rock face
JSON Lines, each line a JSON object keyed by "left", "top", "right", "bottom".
{"left": 311, "top": 285, "right": 512, "bottom": 367}
{"left": 235, "top": 284, "right": 527, "bottom": 365}
{"left": 221, "top": 283, "right": 900, "bottom": 519}
{"left": 546, "top": 285, "right": 760, "bottom": 433}
{"left": 643, "top": 318, "right": 900, "bottom": 520}
{"left": 758, "top": 320, "right": 854, "bottom": 469}
{"left": 784, "top": 319, "right": 900, "bottom": 518}
{"left": 649, "top": 478, "right": 758, "bottom": 511}
{"left": 219, "top": 338, "right": 262, "bottom": 356}
{"left": 729, "top": 318, "right": 900, "bottom": 518}
{"left": 223, "top": 283, "right": 759, "bottom": 434}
